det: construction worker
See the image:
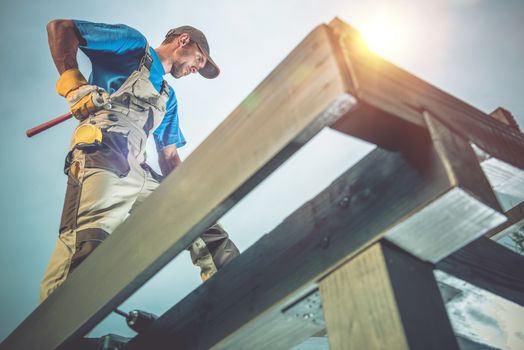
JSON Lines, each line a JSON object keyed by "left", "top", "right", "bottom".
{"left": 39, "top": 19, "right": 240, "bottom": 302}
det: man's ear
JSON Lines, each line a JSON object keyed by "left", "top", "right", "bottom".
{"left": 179, "top": 33, "right": 191, "bottom": 46}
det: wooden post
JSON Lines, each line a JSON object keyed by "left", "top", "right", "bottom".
{"left": 320, "top": 241, "right": 459, "bottom": 350}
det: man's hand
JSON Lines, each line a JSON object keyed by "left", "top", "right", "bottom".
{"left": 66, "top": 85, "right": 111, "bottom": 120}
{"left": 56, "top": 68, "right": 110, "bottom": 120}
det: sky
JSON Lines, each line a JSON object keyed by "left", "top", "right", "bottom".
{"left": 0, "top": 0, "right": 523, "bottom": 347}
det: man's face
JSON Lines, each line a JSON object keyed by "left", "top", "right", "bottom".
{"left": 170, "top": 42, "right": 207, "bottom": 79}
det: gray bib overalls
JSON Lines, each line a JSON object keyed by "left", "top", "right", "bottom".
{"left": 40, "top": 44, "right": 239, "bottom": 302}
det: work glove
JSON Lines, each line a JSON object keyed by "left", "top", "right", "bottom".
{"left": 56, "top": 68, "right": 111, "bottom": 120}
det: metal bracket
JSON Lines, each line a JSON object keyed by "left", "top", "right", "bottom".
{"left": 282, "top": 289, "right": 325, "bottom": 327}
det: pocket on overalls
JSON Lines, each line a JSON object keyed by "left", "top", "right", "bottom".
{"left": 128, "top": 99, "right": 148, "bottom": 113}
{"left": 140, "top": 162, "right": 164, "bottom": 183}
{"left": 70, "top": 228, "right": 109, "bottom": 272}
{"left": 83, "top": 130, "right": 131, "bottom": 178}
{"left": 131, "top": 77, "right": 161, "bottom": 105}
{"left": 59, "top": 165, "right": 83, "bottom": 234}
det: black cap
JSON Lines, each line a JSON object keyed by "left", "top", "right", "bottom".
{"left": 165, "top": 25, "right": 220, "bottom": 79}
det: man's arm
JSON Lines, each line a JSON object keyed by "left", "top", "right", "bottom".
{"left": 47, "top": 20, "right": 110, "bottom": 120}
{"left": 46, "top": 19, "right": 84, "bottom": 74}
{"left": 158, "top": 144, "right": 182, "bottom": 176}
{"left": 153, "top": 89, "right": 186, "bottom": 176}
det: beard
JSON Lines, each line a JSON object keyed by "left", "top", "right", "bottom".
{"left": 171, "top": 62, "right": 187, "bottom": 79}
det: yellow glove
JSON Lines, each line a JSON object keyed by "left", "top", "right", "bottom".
{"left": 56, "top": 68, "right": 111, "bottom": 120}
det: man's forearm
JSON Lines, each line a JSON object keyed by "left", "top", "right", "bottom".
{"left": 159, "top": 144, "right": 182, "bottom": 176}
{"left": 46, "top": 19, "right": 83, "bottom": 74}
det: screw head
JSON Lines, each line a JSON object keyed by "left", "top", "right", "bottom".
{"left": 339, "top": 196, "right": 350, "bottom": 208}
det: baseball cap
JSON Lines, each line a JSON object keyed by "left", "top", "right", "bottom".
{"left": 165, "top": 25, "right": 220, "bottom": 79}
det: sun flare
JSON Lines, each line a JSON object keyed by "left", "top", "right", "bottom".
{"left": 360, "top": 18, "right": 407, "bottom": 58}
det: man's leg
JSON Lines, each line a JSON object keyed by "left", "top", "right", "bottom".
{"left": 40, "top": 156, "right": 143, "bottom": 303}
{"left": 189, "top": 224, "right": 240, "bottom": 281}
{"left": 133, "top": 168, "right": 240, "bottom": 282}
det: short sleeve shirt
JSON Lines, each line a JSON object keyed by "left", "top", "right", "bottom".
{"left": 73, "top": 20, "right": 186, "bottom": 151}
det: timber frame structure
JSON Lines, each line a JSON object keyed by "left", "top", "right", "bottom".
{"left": 2, "top": 18, "right": 524, "bottom": 350}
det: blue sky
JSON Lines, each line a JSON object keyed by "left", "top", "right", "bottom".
{"left": 1, "top": 0, "right": 523, "bottom": 345}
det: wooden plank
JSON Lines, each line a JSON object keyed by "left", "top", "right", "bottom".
{"left": 328, "top": 18, "right": 524, "bottom": 170}
{"left": 1, "top": 25, "right": 355, "bottom": 350}
{"left": 384, "top": 111, "right": 505, "bottom": 263}
{"left": 471, "top": 131, "right": 524, "bottom": 203}
{"left": 320, "top": 242, "right": 458, "bottom": 350}
{"left": 481, "top": 157, "right": 524, "bottom": 199}
{"left": 125, "top": 146, "right": 478, "bottom": 350}
{"left": 423, "top": 111, "right": 500, "bottom": 212}
{"left": 490, "top": 107, "right": 520, "bottom": 132}
{"left": 488, "top": 201, "right": 524, "bottom": 239}
{"left": 437, "top": 236, "right": 524, "bottom": 306}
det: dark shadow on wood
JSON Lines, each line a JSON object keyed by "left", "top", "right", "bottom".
{"left": 437, "top": 237, "right": 524, "bottom": 306}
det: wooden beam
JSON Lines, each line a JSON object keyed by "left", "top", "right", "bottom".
{"left": 125, "top": 145, "right": 490, "bottom": 350}
{"left": 488, "top": 201, "right": 524, "bottom": 239}
{"left": 437, "top": 236, "right": 524, "bottom": 306}
{"left": 481, "top": 157, "right": 524, "bottom": 200}
{"left": 437, "top": 198, "right": 524, "bottom": 306}
{"left": 384, "top": 111, "right": 505, "bottom": 263}
{"left": 1, "top": 25, "right": 354, "bottom": 350}
{"left": 320, "top": 241, "right": 458, "bottom": 350}
{"left": 471, "top": 141, "right": 524, "bottom": 207}
{"left": 328, "top": 18, "right": 524, "bottom": 171}
{"left": 424, "top": 111, "right": 500, "bottom": 211}
{"left": 490, "top": 107, "right": 520, "bottom": 132}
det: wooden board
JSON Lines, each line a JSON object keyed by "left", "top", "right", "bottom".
{"left": 489, "top": 107, "right": 520, "bottom": 132}
{"left": 5, "top": 17, "right": 518, "bottom": 350}
{"left": 384, "top": 111, "right": 505, "bottom": 262}
{"left": 438, "top": 236, "right": 524, "bottom": 306}
{"left": 489, "top": 201, "right": 524, "bottom": 239}
{"left": 125, "top": 146, "right": 480, "bottom": 350}
{"left": 481, "top": 157, "right": 524, "bottom": 199}
{"left": 320, "top": 242, "right": 458, "bottom": 350}
{"left": 1, "top": 24, "right": 354, "bottom": 350}
{"left": 328, "top": 18, "right": 524, "bottom": 171}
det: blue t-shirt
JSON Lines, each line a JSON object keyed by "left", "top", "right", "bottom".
{"left": 73, "top": 20, "right": 186, "bottom": 151}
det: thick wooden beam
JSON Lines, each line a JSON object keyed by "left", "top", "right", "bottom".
{"left": 437, "top": 236, "right": 524, "bottom": 306}
{"left": 328, "top": 18, "right": 524, "bottom": 170}
{"left": 384, "top": 111, "right": 504, "bottom": 262}
{"left": 125, "top": 144, "right": 492, "bottom": 350}
{"left": 1, "top": 25, "right": 354, "bottom": 350}
{"left": 320, "top": 241, "right": 458, "bottom": 350}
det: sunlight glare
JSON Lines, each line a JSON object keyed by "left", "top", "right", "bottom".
{"left": 360, "top": 18, "right": 408, "bottom": 59}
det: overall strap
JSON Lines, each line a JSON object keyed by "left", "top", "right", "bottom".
{"left": 160, "top": 80, "right": 170, "bottom": 97}
{"left": 139, "top": 41, "right": 153, "bottom": 76}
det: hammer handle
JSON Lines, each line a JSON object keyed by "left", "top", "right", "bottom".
{"left": 26, "top": 112, "right": 73, "bottom": 137}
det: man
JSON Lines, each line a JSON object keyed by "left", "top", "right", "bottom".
{"left": 40, "top": 19, "right": 239, "bottom": 302}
